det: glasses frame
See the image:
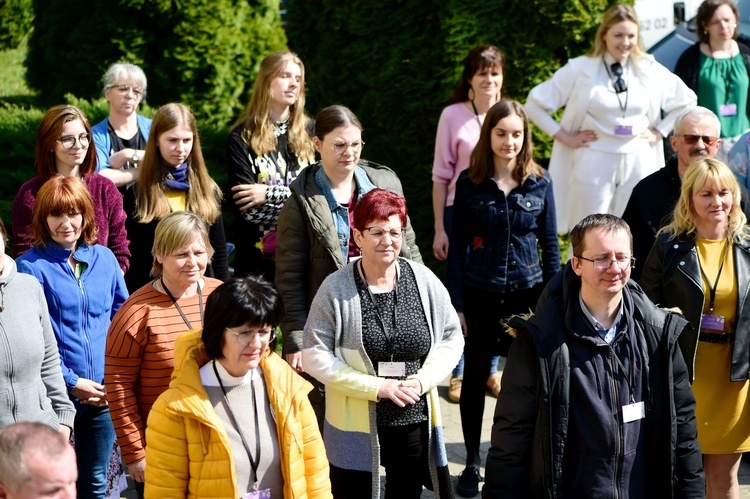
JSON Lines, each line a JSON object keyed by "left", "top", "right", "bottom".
{"left": 107, "top": 84, "right": 144, "bottom": 97}
{"left": 225, "top": 326, "right": 276, "bottom": 346}
{"left": 331, "top": 140, "right": 365, "bottom": 156}
{"left": 575, "top": 255, "right": 635, "bottom": 271}
{"left": 676, "top": 134, "right": 719, "bottom": 146}
{"left": 57, "top": 133, "right": 91, "bottom": 150}
{"left": 362, "top": 226, "right": 405, "bottom": 240}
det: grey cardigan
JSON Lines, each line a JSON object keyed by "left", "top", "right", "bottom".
{"left": 0, "top": 255, "right": 75, "bottom": 429}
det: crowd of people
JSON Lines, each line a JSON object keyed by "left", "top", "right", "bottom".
{"left": 3, "top": 1, "right": 750, "bottom": 498}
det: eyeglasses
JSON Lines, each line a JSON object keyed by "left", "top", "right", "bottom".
{"left": 226, "top": 326, "right": 276, "bottom": 346}
{"left": 576, "top": 255, "right": 635, "bottom": 270}
{"left": 107, "top": 84, "right": 144, "bottom": 97}
{"left": 676, "top": 134, "right": 719, "bottom": 146}
{"left": 57, "top": 133, "right": 91, "bottom": 149}
{"left": 362, "top": 226, "right": 404, "bottom": 240}
{"left": 331, "top": 141, "right": 364, "bottom": 155}
{"left": 610, "top": 63, "right": 628, "bottom": 94}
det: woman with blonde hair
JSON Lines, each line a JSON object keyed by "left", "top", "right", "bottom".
{"left": 226, "top": 51, "right": 315, "bottom": 281}
{"left": 124, "top": 103, "right": 228, "bottom": 292}
{"left": 525, "top": 3, "right": 696, "bottom": 235}
{"left": 641, "top": 158, "right": 750, "bottom": 498}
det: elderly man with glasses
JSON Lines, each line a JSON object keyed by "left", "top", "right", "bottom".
{"left": 622, "top": 106, "right": 750, "bottom": 281}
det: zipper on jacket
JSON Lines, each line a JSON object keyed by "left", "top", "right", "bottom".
{"left": 76, "top": 276, "right": 93, "bottom": 381}
{"left": 607, "top": 347, "right": 622, "bottom": 499}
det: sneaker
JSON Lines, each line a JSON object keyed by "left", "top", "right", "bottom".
{"left": 486, "top": 372, "right": 502, "bottom": 398}
{"left": 457, "top": 465, "right": 483, "bottom": 497}
{"left": 448, "top": 376, "right": 462, "bottom": 403}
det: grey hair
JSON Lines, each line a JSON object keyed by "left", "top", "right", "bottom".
{"left": 101, "top": 62, "right": 148, "bottom": 98}
{"left": 673, "top": 106, "right": 721, "bottom": 137}
{"left": 0, "top": 422, "right": 72, "bottom": 493}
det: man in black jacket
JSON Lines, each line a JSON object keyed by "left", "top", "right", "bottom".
{"left": 623, "top": 106, "right": 750, "bottom": 281}
{"left": 483, "top": 214, "right": 704, "bottom": 498}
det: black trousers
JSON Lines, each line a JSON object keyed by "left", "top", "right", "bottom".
{"left": 330, "top": 421, "right": 429, "bottom": 499}
{"left": 460, "top": 283, "right": 539, "bottom": 467}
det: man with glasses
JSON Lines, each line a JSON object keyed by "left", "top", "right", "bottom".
{"left": 623, "top": 106, "right": 750, "bottom": 281}
{"left": 483, "top": 214, "right": 704, "bottom": 498}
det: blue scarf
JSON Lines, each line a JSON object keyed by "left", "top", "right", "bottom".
{"left": 163, "top": 162, "right": 190, "bottom": 191}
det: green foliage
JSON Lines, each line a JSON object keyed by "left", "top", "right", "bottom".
{"left": 286, "top": 0, "right": 629, "bottom": 270}
{"left": 25, "top": 0, "right": 286, "bottom": 127}
{"left": 0, "top": 0, "right": 32, "bottom": 50}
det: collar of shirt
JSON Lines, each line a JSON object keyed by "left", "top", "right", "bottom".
{"left": 578, "top": 291, "right": 623, "bottom": 345}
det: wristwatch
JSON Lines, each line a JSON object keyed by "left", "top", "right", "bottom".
{"left": 132, "top": 150, "right": 140, "bottom": 166}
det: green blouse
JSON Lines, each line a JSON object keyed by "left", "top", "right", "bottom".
{"left": 698, "top": 52, "right": 749, "bottom": 138}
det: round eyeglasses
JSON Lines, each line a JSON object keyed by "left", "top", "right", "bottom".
{"left": 226, "top": 326, "right": 276, "bottom": 346}
{"left": 57, "top": 133, "right": 91, "bottom": 150}
{"left": 331, "top": 140, "right": 364, "bottom": 156}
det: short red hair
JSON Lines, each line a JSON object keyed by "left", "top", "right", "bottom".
{"left": 31, "top": 176, "right": 98, "bottom": 248}
{"left": 353, "top": 189, "right": 407, "bottom": 231}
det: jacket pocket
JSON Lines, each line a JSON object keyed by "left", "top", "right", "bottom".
{"left": 511, "top": 194, "right": 543, "bottom": 229}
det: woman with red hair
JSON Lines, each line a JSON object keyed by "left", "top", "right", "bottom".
{"left": 16, "top": 175, "right": 128, "bottom": 498}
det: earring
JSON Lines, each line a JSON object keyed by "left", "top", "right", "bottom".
{"left": 468, "top": 88, "right": 475, "bottom": 101}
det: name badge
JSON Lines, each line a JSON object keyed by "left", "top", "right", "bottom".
{"left": 378, "top": 361, "right": 406, "bottom": 377}
{"left": 622, "top": 401, "right": 645, "bottom": 424}
{"left": 720, "top": 103, "right": 738, "bottom": 116}
{"left": 701, "top": 313, "right": 725, "bottom": 332}
{"left": 242, "top": 489, "right": 271, "bottom": 499}
{"left": 614, "top": 125, "right": 633, "bottom": 136}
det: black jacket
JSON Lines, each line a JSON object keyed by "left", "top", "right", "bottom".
{"left": 675, "top": 41, "right": 750, "bottom": 122}
{"left": 623, "top": 156, "right": 750, "bottom": 282}
{"left": 483, "top": 265, "right": 704, "bottom": 498}
{"left": 640, "top": 231, "right": 750, "bottom": 382}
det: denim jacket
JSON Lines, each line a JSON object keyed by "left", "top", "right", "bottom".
{"left": 315, "top": 165, "right": 376, "bottom": 262}
{"left": 447, "top": 169, "right": 559, "bottom": 311}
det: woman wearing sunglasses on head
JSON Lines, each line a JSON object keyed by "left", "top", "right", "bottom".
{"left": 225, "top": 51, "right": 315, "bottom": 282}
{"left": 13, "top": 104, "right": 130, "bottom": 273}
{"left": 91, "top": 62, "right": 152, "bottom": 189}
{"left": 145, "top": 276, "right": 331, "bottom": 498}
{"left": 525, "top": 4, "right": 696, "bottom": 237}
{"left": 641, "top": 158, "right": 750, "bottom": 499}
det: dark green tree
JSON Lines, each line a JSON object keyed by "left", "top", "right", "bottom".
{"left": 0, "top": 0, "right": 32, "bottom": 50}
{"left": 25, "top": 0, "right": 286, "bottom": 126}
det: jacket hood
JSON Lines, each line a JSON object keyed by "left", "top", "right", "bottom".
{"left": 0, "top": 255, "right": 17, "bottom": 312}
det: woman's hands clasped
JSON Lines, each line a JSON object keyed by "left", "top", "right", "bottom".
{"left": 377, "top": 378, "right": 422, "bottom": 407}
{"left": 71, "top": 378, "right": 108, "bottom": 406}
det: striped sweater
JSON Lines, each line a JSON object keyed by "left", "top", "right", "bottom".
{"left": 104, "top": 277, "right": 221, "bottom": 465}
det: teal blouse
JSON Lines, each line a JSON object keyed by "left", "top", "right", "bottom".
{"left": 698, "top": 52, "right": 750, "bottom": 137}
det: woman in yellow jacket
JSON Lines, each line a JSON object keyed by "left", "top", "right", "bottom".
{"left": 145, "top": 276, "right": 331, "bottom": 498}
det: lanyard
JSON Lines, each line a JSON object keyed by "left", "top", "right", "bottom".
{"left": 359, "top": 260, "right": 399, "bottom": 360}
{"left": 603, "top": 58, "right": 629, "bottom": 117}
{"left": 213, "top": 361, "right": 261, "bottom": 489}
{"left": 161, "top": 278, "right": 203, "bottom": 330}
{"left": 609, "top": 343, "right": 636, "bottom": 404}
{"left": 707, "top": 41, "right": 735, "bottom": 104}
{"left": 696, "top": 238, "right": 730, "bottom": 314}
{"left": 470, "top": 100, "right": 482, "bottom": 127}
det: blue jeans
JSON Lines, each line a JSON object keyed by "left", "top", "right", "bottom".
{"left": 74, "top": 405, "right": 116, "bottom": 499}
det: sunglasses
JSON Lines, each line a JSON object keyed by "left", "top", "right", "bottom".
{"left": 677, "top": 134, "right": 719, "bottom": 146}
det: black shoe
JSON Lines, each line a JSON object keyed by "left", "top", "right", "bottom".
{"left": 457, "top": 465, "right": 483, "bottom": 497}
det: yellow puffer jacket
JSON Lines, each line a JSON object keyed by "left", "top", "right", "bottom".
{"left": 144, "top": 330, "right": 331, "bottom": 498}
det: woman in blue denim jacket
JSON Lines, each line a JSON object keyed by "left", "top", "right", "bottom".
{"left": 447, "top": 100, "right": 560, "bottom": 497}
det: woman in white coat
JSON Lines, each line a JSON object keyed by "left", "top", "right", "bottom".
{"left": 525, "top": 3, "right": 696, "bottom": 234}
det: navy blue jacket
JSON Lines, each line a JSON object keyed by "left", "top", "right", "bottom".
{"left": 17, "top": 243, "right": 128, "bottom": 397}
{"left": 447, "top": 169, "right": 559, "bottom": 311}
{"left": 483, "top": 264, "right": 704, "bottom": 498}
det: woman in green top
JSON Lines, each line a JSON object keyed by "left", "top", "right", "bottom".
{"left": 675, "top": 0, "right": 750, "bottom": 161}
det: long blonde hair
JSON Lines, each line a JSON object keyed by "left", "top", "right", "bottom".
{"left": 664, "top": 158, "right": 749, "bottom": 241}
{"left": 587, "top": 4, "right": 646, "bottom": 59}
{"left": 234, "top": 51, "right": 315, "bottom": 163}
{"left": 135, "top": 103, "right": 221, "bottom": 224}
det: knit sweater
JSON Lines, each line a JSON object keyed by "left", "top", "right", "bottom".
{"left": 104, "top": 277, "right": 222, "bottom": 465}
{"left": 12, "top": 173, "right": 131, "bottom": 272}
{"left": 302, "top": 258, "right": 463, "bottom": 498}
{"left": 0, "top": 255, "right": 76, "bottom": 430}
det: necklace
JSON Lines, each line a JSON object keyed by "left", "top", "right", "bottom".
{"left": 272, "top": 117, "right": 289, "bottom": 137}
{"left": 470, "top": 100, "right": 482, "bottom": 126}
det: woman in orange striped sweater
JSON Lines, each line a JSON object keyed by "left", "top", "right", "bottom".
{"left": 104, "top": 211, "right": 222, "bottom": 497}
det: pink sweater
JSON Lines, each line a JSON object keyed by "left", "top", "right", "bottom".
{"left": 432, "top": 102, "right": 482, "bottom": 206}
{"left": 12, "top": 173, "right": 131, "bottom": 272}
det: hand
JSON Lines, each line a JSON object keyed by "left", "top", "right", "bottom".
{"left": 377, "top": 379, "right": 421, "bottom": 407}
{"left": 58, "top": 425, "right": 72, "bottom": 441}
{"left": 457, "top": 312, "right": 468, "bottom": 337}
{"left": 128, "top": 458, "right": 146, "bottom": 483}
{"left": 109, "top": 148, "right": 138, "bottom": 170}
{"left": 285, "top": 352, "right": 303, "bottom": 373}
{"left": 640, "top": 128, "right": 663, "bottom": 144}
{"left": 401, "top": 378, "right": 423, "bottom": 395}
{"left": 71, "top": 378, "right": 107, "bottom": 406}
{"left": 554, "top": 129, "right": 598, "bottom": 148}
{"left": 232, "top": 184, "right": 269, "bottom": 211}
{"left": 432, "top": 230, "right": 449, "bottom": 261}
